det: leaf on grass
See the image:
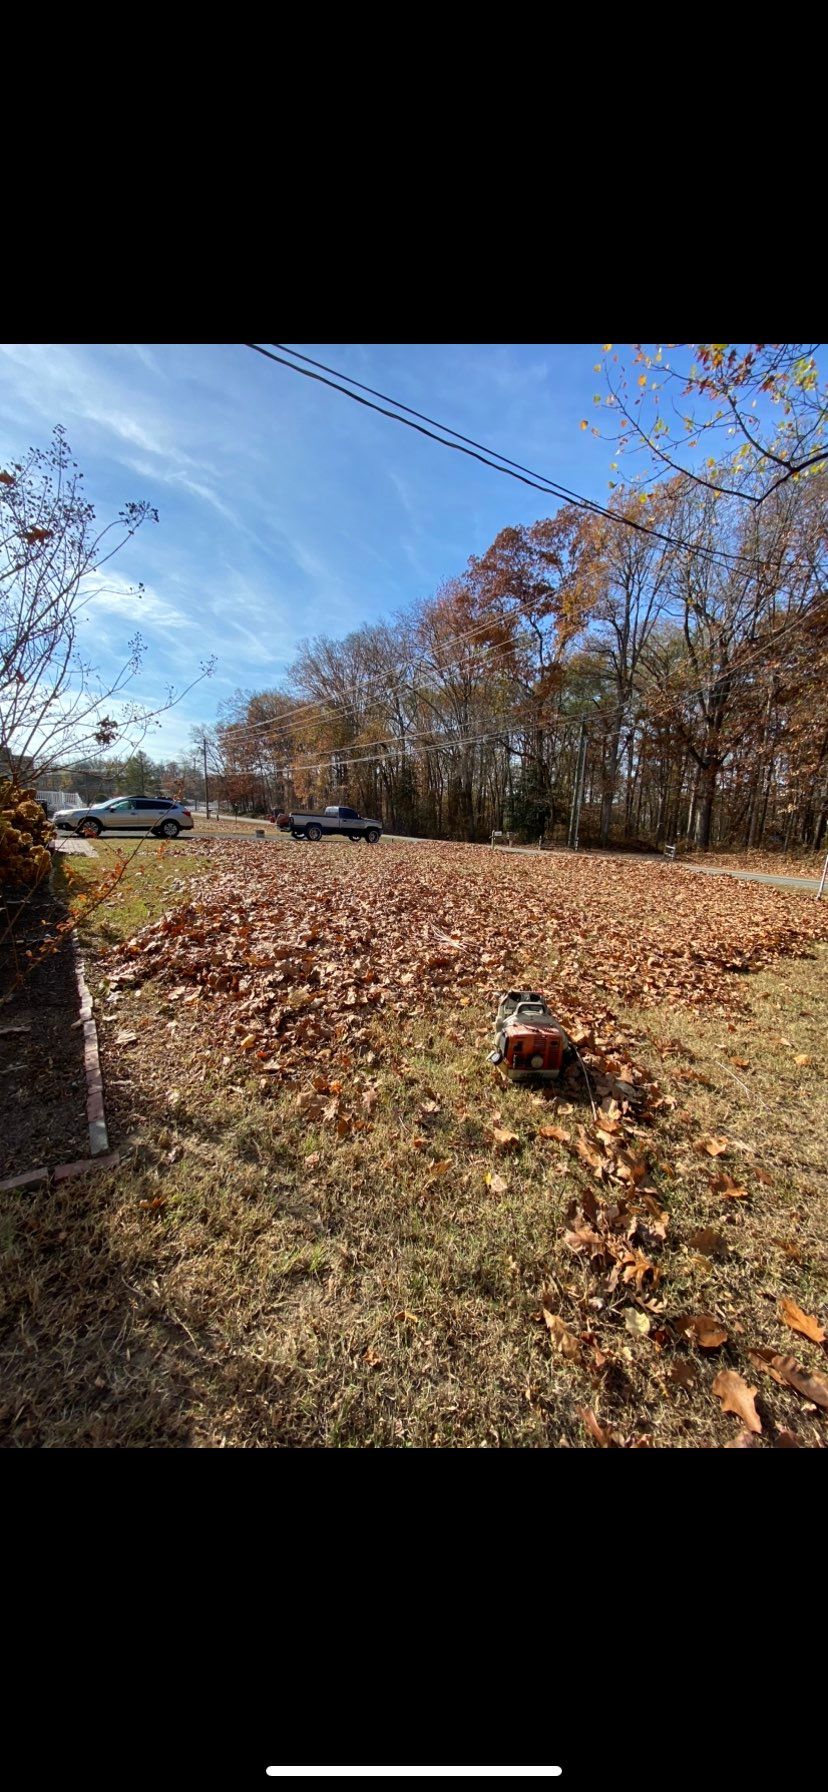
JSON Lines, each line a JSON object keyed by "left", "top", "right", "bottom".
{"left": 695, "top": 1134, "right": 729, "bottom": 1157}
{"left": 668, "top": 1359, "right": 698, "bottom": 1389}
{"left": 709, "top": 1171, "right": 748, "bottom": 1199}
{"left": 778, "top": 1297, "right": 825, "bottom": 1344}
{"left": 725, "top": 1431, "right": 761, "bottom": 1448}
{"left": 543, "top": 1311, "right": 581, "bottom": 1360}
{"left": 114, "top": 1029, "right": 137, "bottom": 1046}
{"left": 686, "top": 1313, "right": 729, "bottom": 1349}
{"left": 580, "top": 1407, "right": 611, "bottom": 1446}
{"left": 485, "top": 1172, "right": 508, "bottom": 1195}
{"left": 624, "top": 1308, "right": 651, "bottom": 1337}
{"left": 575, "top": 1130, "right": 604, "bottom": 1173}
{"left": 538, "top": 1123, "right": 570, "bottom": 1143}
{"left": 712, "top": 1370, "right": 762, "bottom": 1433}
{"left": 769, "top": 1355, "right": 828, "bottom": 1410}
{"left": 794, "top": 1054, "right": 812, "bottom": 1067}
{"left": 688, "top": 1227, "right": 728, "bottom": 1258}
{"left": 492, "top": 1126, "right": 520, "bottom": 1151}
{"left": 774, "top": 1429, "right": 799, "bottom": 1448}
{"left": 748, "top": 1346, "right": 788, "bottom": 1385}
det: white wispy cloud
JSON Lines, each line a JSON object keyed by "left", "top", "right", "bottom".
{"left": 78, "top": 572, "right": 189, "bottom": 631}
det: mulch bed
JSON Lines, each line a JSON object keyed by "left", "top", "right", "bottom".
{"left": 0, "top": 885, "right": 88, "bottom": 1178}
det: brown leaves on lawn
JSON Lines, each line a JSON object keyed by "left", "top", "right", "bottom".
{"left": 103, "top": 840, "right": 828, "bottom": 1102}
{"left": 542, "top": 1310, "right": 581, "bottom": 1360}
{"left": 492, "top": 1126, "right": 520, "bottom": 1151}
{"left": 580, "top": 1407, "right": 612, "bottom": 1446}
{"left": 680, "top": 1313, "right": 729, "bottom": 1350}
{"left": 713, "top": 1370, "right": 762, "bottom": 1433}
{"left": 695, "top": 1134, "right": 729, "bottom": 1157}
{"left": 749, "top": 1347, "right": 828, "bottom": 1409}
{"left": 688, "top": 1227, "right": 728, "bottom": 1259}
{"left": 709, "top": 1170, "right": 748, "bottom": 1200}
{"left": 778, "top": 1298, "right": 826, "bottom": 1344}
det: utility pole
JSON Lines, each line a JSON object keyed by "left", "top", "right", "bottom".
{"left": 203, "top": 734, "right": 210, "bottom": 820}
{"left": 818, "top": 851, "right": 828, "bottom": 902}
{"left": 568, "top": 721, "right": 588, "bottom": 851}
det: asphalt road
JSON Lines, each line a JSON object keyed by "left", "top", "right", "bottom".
{"left": 54, "top": 830, "right": 824, "bottom": 895}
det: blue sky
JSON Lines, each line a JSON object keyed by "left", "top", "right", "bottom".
{"left": 0, "top": 341, "right": 810, "bottom": 762}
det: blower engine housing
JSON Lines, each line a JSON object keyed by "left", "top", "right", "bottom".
{"left": 490, "top": 990, "right": 573, "bottom": 1082}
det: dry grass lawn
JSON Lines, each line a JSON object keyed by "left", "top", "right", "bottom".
{"left": 1, "top": 835, "right": 825, "bottom": 1448}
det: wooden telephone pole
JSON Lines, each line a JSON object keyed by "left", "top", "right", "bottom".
{"left": 202, "top": 735, "right": 210, "bottom": 820}
{"left": 568, "top": 721, "right": 588, "bottom": 852}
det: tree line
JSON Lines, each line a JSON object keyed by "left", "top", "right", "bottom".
{"left": 199, "top": 467, "right": 828, "bottom": 853}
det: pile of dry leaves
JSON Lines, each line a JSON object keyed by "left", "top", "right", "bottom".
{"left": 104, "top": 840, "right": 828, "bottom": 1084}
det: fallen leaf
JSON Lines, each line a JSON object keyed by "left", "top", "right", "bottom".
{"left": 695, "top": 1135, "right": 729, "bottom": 1157}
{"left": 794, "top": 1054, "right": 812, "bottom": 1067}
{"left": 778, "top": 1297, "right": 825, "bottom": 1344}
{"left": 485, "top": 1172, "right": 508, "bottom": 1195}
{"left": 688, "top": 1227, "right": 728, "bottom": 1258}
{"left": 709, "top": 1171, "right": 748, "bottom": 1200}
{"left": 774, "top": 1429, "right": 799, "bottom": 1448}
{"left": 725, "top": 1431, "right": 761, "bottom": 1448}
{"left": 575, "top": 1129, "right": 604, "bottom": 1173}
{"left": 492, "top": 1127, "right": 519, "bottom": 1151}
{"left": 114, "top": 1029, "right": 137, "bottom": 1046}
{"left": 712, "top": 1370, "right": 762, "bottom": 1433}
{"left": 538, "top": 1123, "right": 569, "bottom": 1143}
{"left": 543, "top": 1311, "right": 581, "bottom": 1360}
{"left": 766, "top": 1354, "right": 828, "bottom": 1410}
{"left": 580, "top": 1407, "right": 611, "bottom": 1446}
{"left": 748, "top": 1346, "right": 787, "bottom": 1385}
{"left": 686, "top": 1313, "right": 729, "bottom": 1349}
{"left": 624, "top": 1308, "right": 651, "bottom": 1337}
{"left": 668, "top": 1359, "right": 698, "bottom": 1389}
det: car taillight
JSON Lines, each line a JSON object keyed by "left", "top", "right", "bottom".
{"left": 182, "top": 809, "right": 191, "bottom": 817}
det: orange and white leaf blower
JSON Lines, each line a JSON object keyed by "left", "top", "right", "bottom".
{"left": 489, "top": 989, "right": 573, "bottom": 1082}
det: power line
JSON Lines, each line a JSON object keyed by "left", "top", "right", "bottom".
{"left": 246, "top": 342, "right": 752, "bottom": 568}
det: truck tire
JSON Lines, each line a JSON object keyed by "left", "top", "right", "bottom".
{"left": 291, "top": 828, "right": 304, "bottom": 839}
{"left": 306, "top": 824, "right": 322, "bottom": 842}
{"left": 349, "top": 832, "right": 363, "bottom": 842}
{"left": 365, "top": 828, "right": 380, "bottom": 844}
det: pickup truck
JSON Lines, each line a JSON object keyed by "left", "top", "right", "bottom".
{"left": 279, "top": 805, "right": 383, "bottom": 843}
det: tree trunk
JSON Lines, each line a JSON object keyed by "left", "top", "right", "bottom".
{"left": 695, "top": 761, "right": 718, "bottom": 851}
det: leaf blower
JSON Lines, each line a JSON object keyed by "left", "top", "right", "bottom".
{"left": 489, "top": 989, "right": 574, "bottom": 1082}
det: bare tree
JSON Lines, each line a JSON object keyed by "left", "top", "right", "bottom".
{"left": 1, "top": 426, "right": 214, "bottom": 781}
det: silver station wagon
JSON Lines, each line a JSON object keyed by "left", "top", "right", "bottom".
{"left": 52, "top": 796, "right": 195, "bottom": 839}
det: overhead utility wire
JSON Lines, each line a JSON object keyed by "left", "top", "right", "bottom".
{"left": 246, "top": 342, "right": 752, "bottom": 569}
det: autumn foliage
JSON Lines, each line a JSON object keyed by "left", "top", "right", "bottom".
{"left": 0, "top": 778, "right": 53, "bottom": 890}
